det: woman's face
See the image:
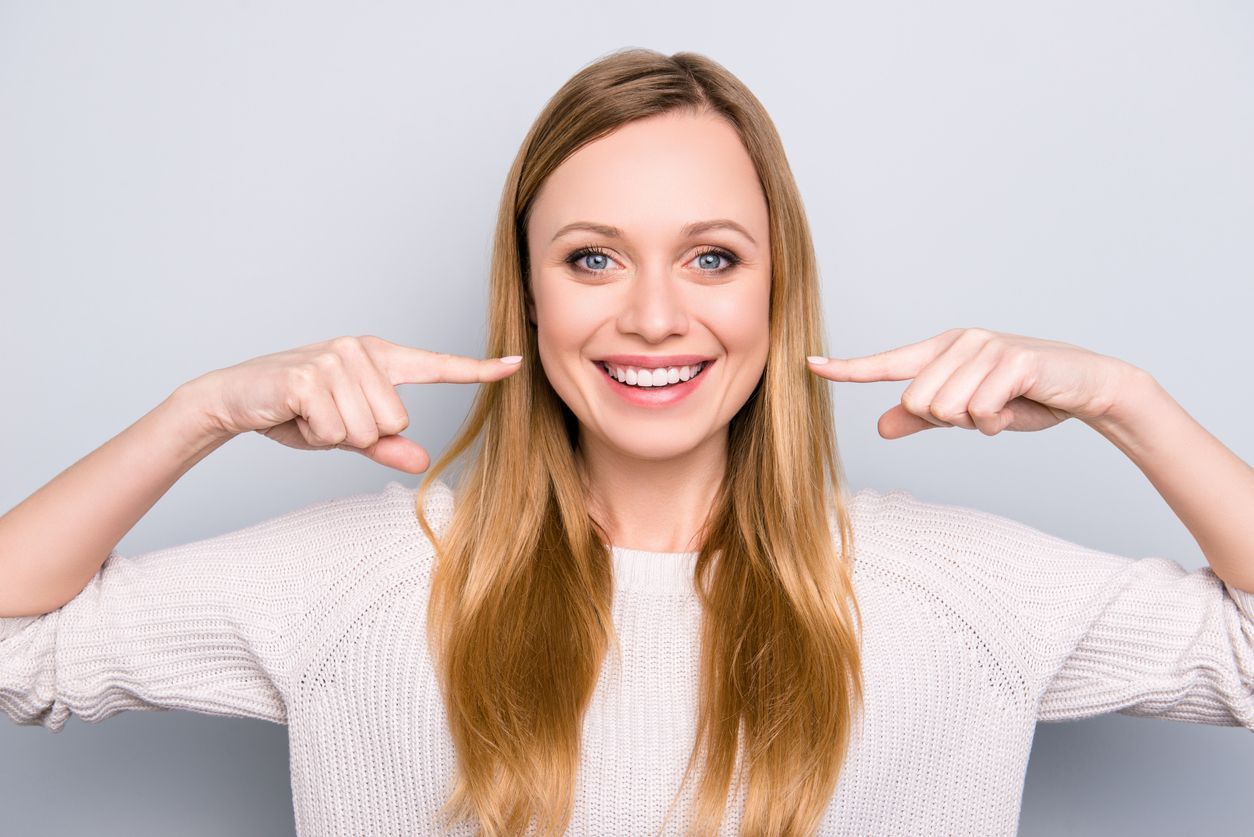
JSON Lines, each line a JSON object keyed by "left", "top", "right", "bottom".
{"left": 525, "top": 109, "right": 771, "bottom": 463}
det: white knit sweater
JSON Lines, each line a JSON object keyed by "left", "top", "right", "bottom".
{"left": 3, "top": 479, "right": 1252, "bottom": 835}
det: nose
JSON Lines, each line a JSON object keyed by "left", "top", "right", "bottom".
{"left": 616, "top": 262, "right": 689, "bottom": 343}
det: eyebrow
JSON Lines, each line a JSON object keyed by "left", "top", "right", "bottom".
{"left": 549, "top": 218, "right": 757, "bottom": 246}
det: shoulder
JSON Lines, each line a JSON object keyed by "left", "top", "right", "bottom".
{"left": 277, "top": 477, "right": 458, "bottom": 605}
{"left": 291, "top": 477, "right": 457, "bottom": 645}
{"left": 839, "top": 485, "right": 1073, "bottom": 560}
{"left": 834, "top": 485, "right": 1084, "bottom": 606}
{"left": 835, "top": 488, "right": 1050, "bottom": 696}
{"left": 304, "top": 477, "right": 456, "bottom": 536}
{"left": 186, "top": 477, "right": 457, "bottom": 549}
{"left": 835, "top": 485, "right": 1151, "bottom": 630}
{"left": 343, "top": 476, "right": 457, "bottom": 556}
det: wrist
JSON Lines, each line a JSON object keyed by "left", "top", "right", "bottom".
{"left": 1081, "top": 364, "right": 1175, "bottom": 455}
{"left": 165, "top": 375, "right": 238, "bottom": 454}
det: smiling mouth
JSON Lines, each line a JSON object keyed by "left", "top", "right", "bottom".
{"left": 596, "top": 359, "right": 711, "bottom": 388}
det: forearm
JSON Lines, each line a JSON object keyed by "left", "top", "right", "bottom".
{"left": 1084, "top": 366, "right": 1254, "bottom": 593}
{"left": 0, "top": 379, "right": 235, "bottom": 617}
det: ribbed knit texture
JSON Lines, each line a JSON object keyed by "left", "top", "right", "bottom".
{"left": 3, "top": 479, "right": 1252, "bottom": 835}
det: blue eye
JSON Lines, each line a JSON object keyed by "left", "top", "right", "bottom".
{"left": 566, "top": 247, "right": 616, "bottom": 273}
{"left": 563, "top": 245, "right": 742, "bottom": 276}
{"left": 692, "top": 248, "right": 740, "bottom": 272}
{"left": 564, "top": 245, "right": 616, "bottom": 274}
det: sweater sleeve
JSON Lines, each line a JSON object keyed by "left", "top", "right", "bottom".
{"left": 868, "top": 489, "right": 1254, "bottom": 731}
{"left": 0, "top": 484, "right": 406, "bottom": 732}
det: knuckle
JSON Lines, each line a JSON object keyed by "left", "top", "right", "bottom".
{"left": 335, "top": 336, "right": 371, "bottom": 365}
{"left": 357, "top": 334, "right": 386, "bottom": 356}
{"left": 900, "top": 391, "right": 928, "bottom": 414}
{"left": 313, "top": 351, "right": 345, "bottom": 372}
{"left": 347, "top": 430, "right": 379, "bottom": 449}
{"left": 1003, "top": 345, "right": 1032, "bottom": 370}
{"left": 301, "top": 418, "right": 326, "bottom": 445}
{"left": 967, "top": 401, "right": 997, "bottom": 420}
{"left": 379, "top": 411, "right": 409, "bottom": 435}
{"left": 302, "top": 422, "right": 326, "bottom": 446}
{"left": 329, "top": 335, "right": 361, "bottom": 353}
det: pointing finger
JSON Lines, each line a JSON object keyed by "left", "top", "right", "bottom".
{"left": 806, "top": 330, "right": 962, "bottom": 383}
{"left": 366, "top": 337, "right": 524, "bottom": 386}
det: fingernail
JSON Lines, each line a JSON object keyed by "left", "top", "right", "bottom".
{"left": 499, "top": 355, "right": 523, "bottom": 364}
{"left": 807, "top": 355, "right": 828, "bottom": 365}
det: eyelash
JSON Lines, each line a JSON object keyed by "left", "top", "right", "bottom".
{"left": 563, "top": 245, "right": 742, "bottom": 277}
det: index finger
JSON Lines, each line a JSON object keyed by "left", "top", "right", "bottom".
{"left": 369, "top": 339, "right": 524, "bottom": 385}
{"left": 808, "top": 330, "right": 961, "bottom": 382}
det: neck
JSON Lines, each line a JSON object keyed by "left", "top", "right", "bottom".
{"left": 575, "top": 427, "right": 727, "bottom": 554}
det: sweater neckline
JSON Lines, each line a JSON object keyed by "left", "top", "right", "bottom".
{"left": 404, "top": 479, "right": 700, "bottom": 595}
{"left": 608, "top": 545, "right": 699, "bottom": 594}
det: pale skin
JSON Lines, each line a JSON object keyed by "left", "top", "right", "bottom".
{"left": 525, "top": 109, "right": 771, "bottom": 553}
{"left": 5, "top": 111, "right": 1247, "bottom": 619}
{"left": 526, "top": 107, "right": 1254, "bottom": 590}
{"left": 0, "top": 337, "right": 523, "bottom": 616}
{"left": 0, "top": 107, "right": 773, "bottom": 614}
{"left": 806, "top": 330, "right": 1254, "bottom": 593}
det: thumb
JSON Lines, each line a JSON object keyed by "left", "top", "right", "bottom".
{"left": 877, "top": 404, "right": 948, "bottom": 439}
{"left": 341, "top": 435, "right": 431, "bottom": 474}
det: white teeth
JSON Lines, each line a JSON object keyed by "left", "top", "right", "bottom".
{"left": 601, "top": 361, "right": 707, "bottom": 388}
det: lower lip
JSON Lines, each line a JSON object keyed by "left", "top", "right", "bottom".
{"left": 594, "top": 359, "right": 714, "bottom": 409}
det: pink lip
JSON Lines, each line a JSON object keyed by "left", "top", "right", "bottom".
{"left": 595, "top": 354, "right": 713, "bottom": 367}
{"left": 592, "top": 358, "right": 714, "bottom": 409}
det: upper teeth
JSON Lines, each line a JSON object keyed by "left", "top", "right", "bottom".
{"left": 602, "top": 361, "right": 707, "bottom": 387}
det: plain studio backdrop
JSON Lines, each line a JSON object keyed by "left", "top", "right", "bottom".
{"left": 1, "top": 2, "right": 1250, "bottom": 835}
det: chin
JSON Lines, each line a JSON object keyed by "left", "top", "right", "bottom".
{"left": 599, "top": 430, "right": 706, "bottom": 462}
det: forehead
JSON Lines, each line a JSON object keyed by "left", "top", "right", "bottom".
{"left": 528, "top": 110, "right": 768, "bottom": 244}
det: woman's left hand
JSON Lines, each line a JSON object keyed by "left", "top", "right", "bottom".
{"left": 807, "top": 327, "right": 1140, "bottom": 440}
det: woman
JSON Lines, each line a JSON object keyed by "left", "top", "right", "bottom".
{"left": 2, "top": 48, "right": 1251, "bottom": 837}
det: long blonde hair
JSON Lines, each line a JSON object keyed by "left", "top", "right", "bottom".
{"left": 416, "top": 47, "right": 864, "bottom": 837}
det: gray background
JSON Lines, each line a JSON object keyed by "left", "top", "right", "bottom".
{"left": 1, "top": 1, "right": 1250, "bottom": 834}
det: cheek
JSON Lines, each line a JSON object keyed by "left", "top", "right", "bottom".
{"left": 704, "top": 284, "right": 770, "bottom": 355}
{"left": 707, "top": 283, "right": 770, "bottom": 411}
{"left": 533, "top": 280, "right": 601, "bottom": 350}
{"left": 532, "top": 278, "right": 604, "bottom": 404}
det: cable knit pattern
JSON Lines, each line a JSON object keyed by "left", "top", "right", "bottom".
{"left": 3, "top": 480, "right": 1251, "bottom": 835}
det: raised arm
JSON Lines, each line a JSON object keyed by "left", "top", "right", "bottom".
{"left": 1082, "top": 367, "right": 1254, "bottom": 593}
{"left": 0, "top": 334, "right": 521, "bottom": 618}
{"left": 0, "top": 378, "right": 231, "bottom": 617}
{"left": 807, "top": 327, "right": 1254, "bottom": 591}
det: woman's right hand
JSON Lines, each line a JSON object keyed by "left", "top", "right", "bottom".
{"left": 184, "top": 335, "right": 522, "bottom": 474}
